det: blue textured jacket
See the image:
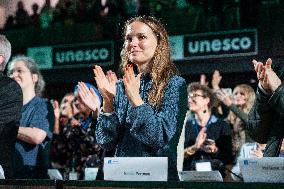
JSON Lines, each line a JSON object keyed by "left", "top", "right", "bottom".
{"left": 96, "top": 74, "right": 187, "bottom": 180}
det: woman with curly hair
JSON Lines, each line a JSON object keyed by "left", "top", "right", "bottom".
{"left": 82, "top": 16, "right": 187, "bottom": 180}
{"left": 216, "top": 84, "right": 256, "bottom": 161}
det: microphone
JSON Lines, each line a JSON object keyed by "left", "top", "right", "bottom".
{"left": 210, "top": 159, "right": 243, "bottom": 181}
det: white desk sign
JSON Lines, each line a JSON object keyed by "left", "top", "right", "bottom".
{"left": 178, "top": 171, "right": 223, "bottom": 182}
{"left": 104, "top": 157, "right": 168, "bottom": 181}
{"left": 239, "top": 157, "right": 284, "bottom": 183}
{"left": 195, "top": 162, "right": 212, "bottom": 172}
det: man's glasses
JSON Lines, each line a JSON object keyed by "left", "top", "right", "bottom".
{"left": 188, "top": 93, "right": 205, "bottom": 99}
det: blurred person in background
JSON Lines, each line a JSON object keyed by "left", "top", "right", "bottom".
{"left": 231, "top": 142, "right": 266, "bottom": 181}
{"left": 215, "top": 84, "right": 256, "bottom": 161}
{"left": 52, "top": 92, "right": 76, "bottom": 135}
{"left": 50, "top": 92, "right": 75, "bottom": 169}
{"left": 51, "top": 82, "right": 106, "bottom": 180}
{"left": 8, "top": 56, "right": 53, "bottom": 179}
{"left": 183, "top": 82, "right": 233, "bottom": 176}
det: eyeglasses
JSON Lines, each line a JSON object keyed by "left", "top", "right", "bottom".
{"left": 188, "top": 93, "right": 205, "bottom": 99}
{"left": 8, "top": 68, "right": 30, "bottom": 76}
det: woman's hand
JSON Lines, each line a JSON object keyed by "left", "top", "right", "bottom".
{"left": 215, "top": 89, "right": 232, "bottom": 106}
{"left": 195, "top": 127, "right": 207, "bottom": 149}
{"left": 211, "top": 70, "right": 222, "bottom": 91}
{"left": 123, "top": 64, "right": 144, "bottom": 107}
{"left": 52, "top": 100, "right": 60, "bottom": 120}
{"left": 200, "top": 74, "right": 208, "bottom": 86}
{"left": 77, "top": 82, "right": 101, "bottom": 115}
{"left": 93, "top": 65, "right": 117, "bottom": 112}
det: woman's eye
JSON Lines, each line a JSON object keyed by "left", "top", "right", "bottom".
{"left": 126, "top": 36, "right": 132, "bottom": 42}
{"left": 138, "top": 35, "right": 146, "bottom": 40}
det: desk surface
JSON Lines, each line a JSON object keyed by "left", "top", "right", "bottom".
{"left": 0, "top": 180, "right": 284, "bottom": 189}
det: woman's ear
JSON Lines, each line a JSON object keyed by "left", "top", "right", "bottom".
{"left": 32, "top": 74, "right": 39, "bottom": 83}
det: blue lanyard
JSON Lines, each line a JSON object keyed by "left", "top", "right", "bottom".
{"left": 80, "top": 116, "right": 92, "bottom": 130}
{"left": 193, "top": 114, "right": 213, "bottom": 136}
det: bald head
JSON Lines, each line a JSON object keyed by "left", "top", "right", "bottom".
{"left": 0, "top": 35, "right": 12, "bottom": 71}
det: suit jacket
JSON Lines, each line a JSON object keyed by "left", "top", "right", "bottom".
{"left": 248, "top": 63, "right": 284, "bottom": 156}
{"left": 0, "top": 72, "right": 23, "bottom": 178}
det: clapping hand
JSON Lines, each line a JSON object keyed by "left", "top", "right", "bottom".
{"left": 123, "top": 64, "right": 143, "bottom": 107}
{"left": 77, "top": 82, "right": 101, "bottom": 116}
{"left": 195, "top": 127, "right": 207, "bottom": 149}
{"left": 93, "top": 65, "right": 117, "bottom": 112}
{"left": 215, "top": 89, "right": 232, "bottom": 106}
{"left": 252, "top": 58, "right": 282, "bottom": 92}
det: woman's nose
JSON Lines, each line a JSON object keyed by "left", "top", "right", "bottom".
{"left": 130, "top": 37, "right": 139, "bottom": 47}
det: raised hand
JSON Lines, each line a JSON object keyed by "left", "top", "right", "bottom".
{"left": 215, "top": 89, "right": 232, "bottom": 106}
{"left": 200, "top": 74, "right": 208, "bottom": 86}
{"left": 123, "top": 64, "right": 143, "bottom": 107}
{"left": 93, "top": 65, "right": 117, "bottom": 112}
{"left": 252, "top": 59, "right": 269, "bottom": 90}
{"left": 51, "top": 100, "right": 60, "bottom": 120}
{"left": 211, "top": 70, "right": 222, "bottom": 90}
{"left": 252, "top": 58, "right": 282, "bottom": 92}
{"left": 77, "top": 82, "right": 101, "bottom": 114}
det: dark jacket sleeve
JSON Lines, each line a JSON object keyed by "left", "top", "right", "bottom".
{"left": 0, "top": 78, "right": 23, "bottom": 131}
{"left": 229, "top": 104, "right": 248, "bottom": 125}
{"left": 247, "top": 86, "right": 274, "bottom": 143}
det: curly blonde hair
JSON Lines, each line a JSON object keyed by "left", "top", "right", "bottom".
{"left": 120, "top": 16, "right": 178, "bottom": 107}
{"left": 228, "top": 84, "right": 255, "bottom": 124}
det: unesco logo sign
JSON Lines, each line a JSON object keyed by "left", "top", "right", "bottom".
{"left": 53, "top": 41, "right": 114, "bottom": 68}
{"left": 184, "top": 29, "right": 257, "bottom": 60}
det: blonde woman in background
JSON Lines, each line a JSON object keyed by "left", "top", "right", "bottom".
{"left": 215, "top": 84, "right": 256, "bottom": 161}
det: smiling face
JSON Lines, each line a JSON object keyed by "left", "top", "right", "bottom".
{"left": 60, "top": 94, "right": 75, "bottom": 118}
{"left": 233, "top": 87, "right": 247, "bottom": 107}
{"left": 125, "top": 21, "right": 158, "bottom": 67}
{"left": 9, "top": 60, "right": 37, "bottom": 92}
{"left": 188, "top": 89, "right": 210, "bottom": 113}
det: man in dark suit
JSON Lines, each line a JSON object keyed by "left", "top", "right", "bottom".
{"left": 0, "top": 35, "right": 23, "bottom": 179}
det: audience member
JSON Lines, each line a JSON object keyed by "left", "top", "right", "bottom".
{"left": 39, "top": 0, "right": 54, "bottom": 29}
{"left": 8, "top": 56, "right": 52, "bottom": 179}
{"left": 94, "top": 16, "right": 187, "bottom": 180}
{"left": 50, "top": 82, "right": 106, "bottom": 180}
{"left": 30, "top": 3, "right": 40, "bottom": 27}
{"left": 183, "top": 82, "right": 233, "bottom": 176}
{"left": 248, "top": 58, "right": 284, "bottom": 157}
{"left": 0, "top": 35, "right": 23, "bottom": 179}
{"left": 216, "top": 84, "right": 256, "bottom": 161}
{"left": 15, "top": 1, "right": 30, "bottom": 28}
{"left": 50, "top": 92, "right": 75, "bottom": 170}
{"left": 231, "top": 142, "right": 266, "bottom": 181}
{"left": 4, "top": 15, "right": 16, "bottom": 30}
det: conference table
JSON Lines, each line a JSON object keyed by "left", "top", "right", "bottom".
{"left": 0, "top": 180, "right": 283, "bottom": 189}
